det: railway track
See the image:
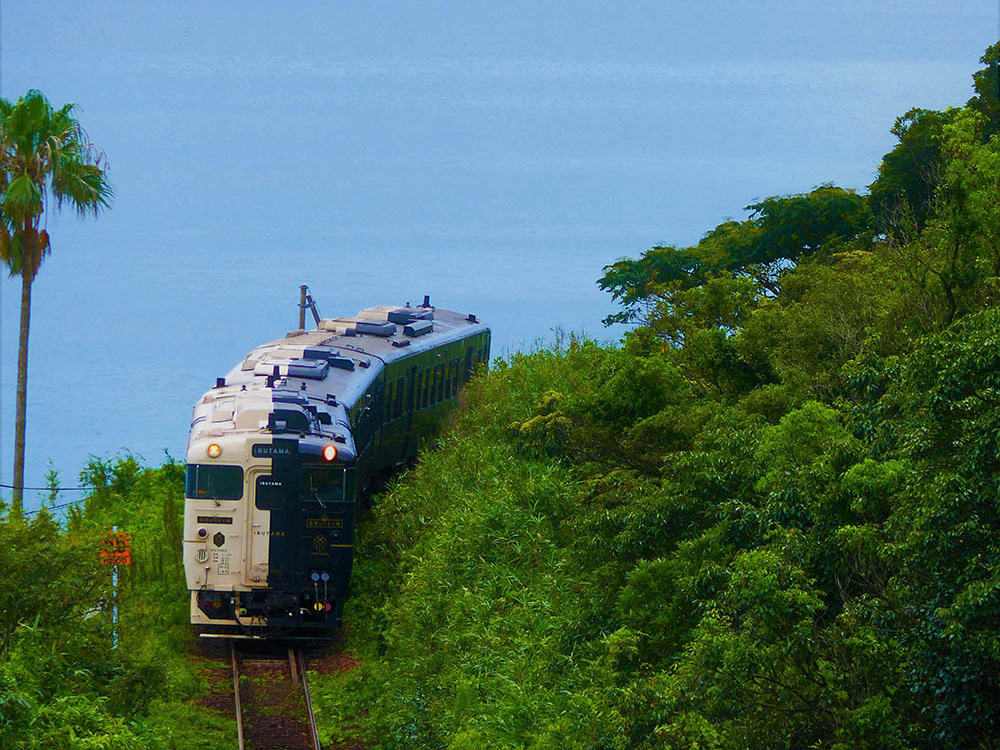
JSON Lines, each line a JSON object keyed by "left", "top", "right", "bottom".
{"left": 231, "top": 643, "right": 321, "bottom": 750}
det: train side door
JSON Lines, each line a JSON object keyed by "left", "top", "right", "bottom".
{"left": 246, "top": 440, "right": 297, "bottom": 586}
{"left": 246, "top": 467, "right": 269, "bottom": 584}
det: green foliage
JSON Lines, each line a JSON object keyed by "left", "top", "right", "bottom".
{"left": 598, "top": 184, "right": 873, "bottom": 331}
{"left": 0, "top": 510, "right": 104, "bottom": 645}
{"left": 316, "top": 42, "right": 1000, "bottom": 750}
{"left": 725, "top": 185, "right": 874, "bottom": 283}
{"left": 0, "top": 455, "right": 230, "bottom": 749}
{"left": 868, "top": 106, "right": 957, "bottom": 236}
{"left": 968, "top": 42, "right": 1000, "bottom": 141}
{"left": 870, "top": 43, "right": 1000, "bottom": 243}
{"left": 598, "top": 245, "right": 707, "bottom": 326}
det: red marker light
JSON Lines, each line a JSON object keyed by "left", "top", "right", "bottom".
{"left": 322, "top": 444, "right": 338, "bottom": 462}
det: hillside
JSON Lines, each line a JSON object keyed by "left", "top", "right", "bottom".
{"left": 310, "top": 44, "right": 1000, "bottom": 749}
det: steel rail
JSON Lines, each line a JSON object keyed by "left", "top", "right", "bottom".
{"left": 294, "top": 649, "right": 322, "bottom": 750}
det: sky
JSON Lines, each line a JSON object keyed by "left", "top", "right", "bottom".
{"left": 0, "top": 0, "right": 997, "bottom": 505}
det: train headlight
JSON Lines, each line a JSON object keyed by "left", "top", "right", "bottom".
{"left": 207, "top": 443, "right": 222, "bottom": 458}
{"left": 322, "top": 444, "right": 337, "bottom": 462}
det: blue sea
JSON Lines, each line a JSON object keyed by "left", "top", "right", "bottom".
{"left": 0, "top": 1, "right": 995, "bottom": 510}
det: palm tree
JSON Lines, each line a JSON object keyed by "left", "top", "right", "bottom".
{"left": 0, "top": 90, "right": 112, "bottom": 515}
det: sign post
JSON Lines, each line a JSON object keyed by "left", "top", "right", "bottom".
{"left": 99, "top": 528, "right": 131, "bottom": 648}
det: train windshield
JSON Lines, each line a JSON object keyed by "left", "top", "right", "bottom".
{"left": 185, "top": 464, "right": 244, "bottom": 501}
{"left": 300, "top": 467, "right": 345, "bottom": 504}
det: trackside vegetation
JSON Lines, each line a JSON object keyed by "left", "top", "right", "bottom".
{"left": 309, "top": 44, "right": 1000, "bottom": 749}
{"left": 0, "top": 456, "right": 231, "bottom": 750}
{"left": 2, "top": 42, "right": 1000, "bottom": 750}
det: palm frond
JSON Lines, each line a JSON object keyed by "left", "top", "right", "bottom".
{"left": 53, "top": 160, "right": 113, "bottom": 214}
{"left": 2, "top": 232, "right": 25, "bottom": 276}
{"left": 0, "top": 88, "right": 113, "bottom": 278}
{"left": 3, "top": 173, "right": 43, "bottom": 223}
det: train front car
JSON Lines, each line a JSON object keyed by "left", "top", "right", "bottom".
{"left": 183, "top": 366, "right": 360, "bottom": 637}
{"left": 183, "top": 300, "right": 490, "bottom": 638}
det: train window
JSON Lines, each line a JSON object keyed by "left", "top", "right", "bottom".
{"left": 300, "top": 467, "right": 345, "bottom": 504}
{"left": 254, "top": 474, "right": 286, "bottom": 509}
{"left": 186, "top": 464, "right": 243, "bottom": 501}
{"left": 420, "top": 369, "right": 429, "bottom": 410}
{"left": 435, "top": 363, "right": 444, "bottom": 403}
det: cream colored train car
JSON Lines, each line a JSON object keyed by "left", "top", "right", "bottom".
{"left": 183, "top": 299, "right": 490, "bottom": 637}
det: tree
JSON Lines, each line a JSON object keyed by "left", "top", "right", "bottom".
{"left": 868, "top": 107, "right": 957, "bottom": 238}
{"left": 968, "top": 41, "right": 1000, "bottom": 140}
{"left": 598, "top": 185, "right": 872, "bottom": 329}
{"left": 0, "top": 90, "right": 111, "bottom": 514}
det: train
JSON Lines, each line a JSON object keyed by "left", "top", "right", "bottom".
{"left": 182, "top": 294, "right": 490, "bottom": 638}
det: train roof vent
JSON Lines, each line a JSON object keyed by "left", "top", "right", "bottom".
{"left": 355, "top": 320, "right": 395, "bottom": 337}
{"left": 302, "top": 347, "right": 355, "bottom": 371}
{"left": 404, "top": 320, "right": 434, "bottom": 337}
{"left": 329, "top": 356, "right": 356, "bottom": 371}
{"left": 356, "top": 306, "right": 396, "bottom": 321}
{"left": 272, "top": 389, "right": 308, "bottom": 404}
{"left": 388, "top": 307, "right": 434, "bottom": 325}
{"left": 318, "top": 318, "right": 354, "bottom": 334}
{"left": 287, "top": 358, "right": 330, "bottom": 380}
{"left": 301, "top": 346, "right": 335, "bottom": 360}
{"left": 391, "top": 338, "right": 411, "bottom": 348}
